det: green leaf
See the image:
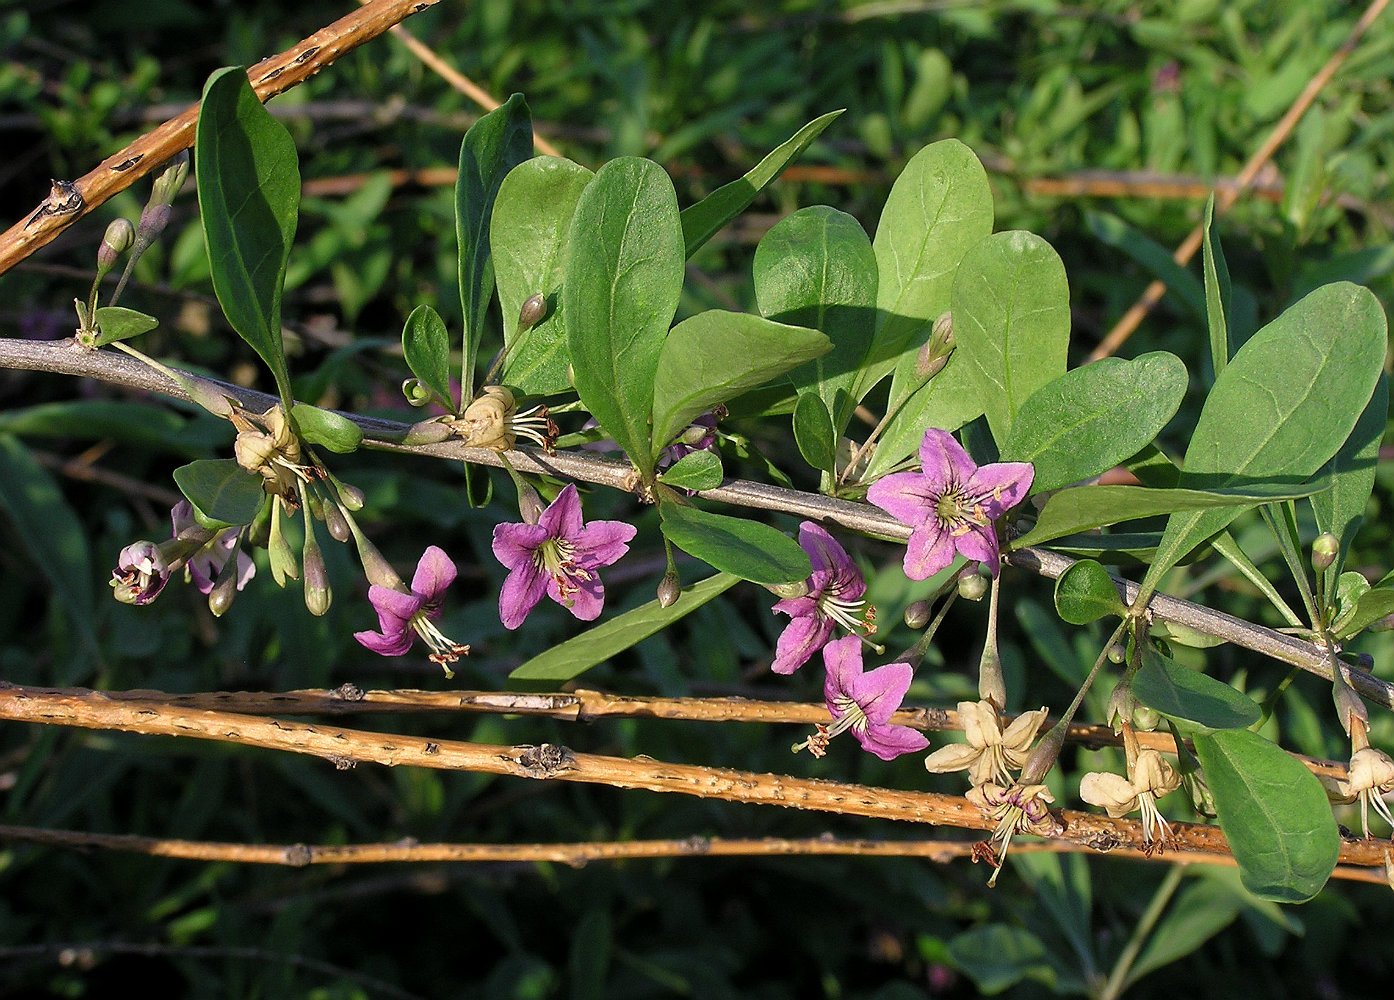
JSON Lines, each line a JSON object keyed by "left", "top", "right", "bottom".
{"left": 172, "top": 458, "right": 266, "bottom": 528}
{"left": 1053, "top": 559, "right": 1126, "bottom": 624}
{"left": 401, "top": 304, "right": 453, "bottom": 409}
{"left": 1201, "top": 194, "right": 1232, "bottom": 378}
{"left": 196, "top": 66, "right": 300, "bottom": 404}
{"left": 650, "top": 311, "right": 830, "bottom": 459}
{"left": 91, "top": 306, "right": 158, "bottom": 346}
{"left": 951, "top": 230, "right": 1071, "bottom": 447}
{"left": 658, "top": 450, "right": 723, "bottom": 492}
{"left": 679, "top": 109, "right": 843, "bottom": 257}
{"left": 1011, "top": 480, "right": 1326, "bottom": 551}
{"left": 1138, "top": 283, "right": 1387, "bottom": 604}
{"left": 948, "top": 925, "right": 1054, "bottom": 995}
{"left": 852, "top": 139, "right": 994, "bottom": 408}
{"left": 564, "top": 157, "right": 684, "bottom": 478}
{"left": 457, "top": 93, "right": 533, "bottom": 401}
{"left": 861, "top": 354, "right": 984, "bottom": 479}
{"left": 1123, "top": 878, "right": 1241, "bottom": 991}
{"left": 1087, "top": 209, "right": 1206, "bottom": 324}
{"left": 492, "top": 155, "right": 594, "bottom": 396}
{"left": 290, "top": 403, "right": 362, "bottom": 454}
{"left": 0, "top": 434, "right": 98, "bottom": 668}
{"left": 753, "top": 205, "right": 876, "bottom": 433}
{"left": 1000, "top": 353, "right": 1188, "bottom": 492}
{"left": 0, "top": 401, "right": 225, "bottom": 455}
{"left": 1192, "top": 728, "right": 1339, "bottom": 902}
{"left": 659, "top": 502, "right": 811, "bottom": 586}
{"left": 1133, "top": 645, "right": 1261, "bottom": 729}
{"left": 509, "top": 573, "right": 740, "bottom": 683}
{"left": 1337, "top": 583, "right": 1394, "bottom": 639}
{"left": 1311, "top": 373, "right": 1388, "bottom": 581}
{"left": 792, "top": 391, "right": 837, "bottom": 474}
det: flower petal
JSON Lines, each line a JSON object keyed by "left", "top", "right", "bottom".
{"left": 491, "top": 521, "right": 551, "bottom": 570}
{"left": 923, "top": 743, "right": 983, "bottom": 774}
{"left": 1079, "top": 771, "right": 1139, "bottom": 817}
{"left": 855, "top": 721, "right": 930, "bottom": 761}
{"left": 969, "top": 461, "right": 1035, "bottom": 516}
{"left": 918, "top": 428, "right": 978, "bottom": 493}
{"left": 410, "top": 545, "right": 457, "bottom": 599}
{"left": 539, "top": 482, "right": 585, "bottom": 540}
{"left": 354, "top": 626, "right": 415, "bottom": 657}
{"left": 771, "top": 613, "right": 834, "bottom": 675}
{"left": 850, "top": 661, "right": 914, "bottom": 725}
{"left": 902, "top": 522, "right": 958, "bottom": 581}
{"left": 798, "top": 521, "right": 855, "bottom": 578}
{"left": 865, "top": 471, "right": 937, "bottom": 528}
{"left": 367, "top": 584, "right": 424, "bottom": 627}
{"left": 547, "top": 567, "right": 606, "bottom": 621}
{"left": 822, "top": 635, "right": 863, "bottom": 707}
{"left": 571, "top": 519, "right": 637, "bottom": 568}
{"left": 499, "top": 561, "right": 548, "bottom": 630}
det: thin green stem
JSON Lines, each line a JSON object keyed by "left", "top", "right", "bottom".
{"left": 1097, "top": 864, "right": 1185, "bottom": 1000}
{"left": 1259, "top": 503, "right": 1319, "bottom": 626}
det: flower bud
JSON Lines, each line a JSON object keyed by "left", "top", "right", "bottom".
{"left": 320, "top": 499, "right": 352, "bottom": 543}
{"left": 402, "top": 416, "right": 453, "bottom": 446}
{"left": 97, "top": 218, "right": 135, "bottom": 274}
{"left": 657, "top": 569, "right": 682, "bottom": 608}
{"left": 517, "top": 292, "right": 547, "bottom": 332}
{"left": 333, "top": 479, "right": 365, "bottom": 511}
{"left": 302, "top": 520, "right": 331, "bottom": 617}
{"left": 207, "top": 556, "right": 241, "bottom": 618}
{"left": 267, "top": 508, "right": 300, "bottom": 587}
{"left": 150, "top": 150, "right": 189, "bottom": 207}
{"left": 914, "top": 311, "right": 955, "bottom": 382}
{"left": 1104, "top": 680, "right": 1136, "bottom": 732}
{"left": 402, "top": 378, "right": 435, "bottom": 408}
{"left": 1131, "top": 703, "right": 1162, "bottom": 731}
{"left": 1107, "top": 643, "right": 1127, "bottom": 664}
{"left": 957, "top": 567, "right": 987, "bottom": 601}
{"left": 903, "top": 599, "right": 932, "bottom": 630}
{"left": 1312, "top": 532, "right": 1339, "bottom": 572}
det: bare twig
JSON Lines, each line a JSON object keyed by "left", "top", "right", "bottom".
{"left": 0, "top": 0, "right": 444, "bottom": 276}
{"left": 1, "top": 683, "right": 1389, "bottom": 867}
{"left": 0, "top": 822, "right": 1386, "bottom": 884}
{"left": 1088, "top": 0, "right": 1392, "bottom": 361}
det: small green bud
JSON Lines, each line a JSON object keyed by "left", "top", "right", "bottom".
{"left": 150, "top": 150, "right": 190, "bottom": 207}
{"left": 321, "top": 499, "right": 351, "bottom": 543}
{"left": 402, "top": 416, "right": 453, "bottom": 446}
{"left": 957, "top": 567, "right": 987, "bottom": 602}
{"left": 914, "top": 310, "right": 955, "bottom": 382}
{"left": 1312, "top": 532, "right": 1339, "bottom": 572}
{"left": 1107, "top": 643, "right": 1127, "bottom": 664}
{"left": 903, "top": 599, "right": 932, "bottom": 630}
{"left": 97, "top": 218, "right": 135, "bottom": 273}
{"left": 657, "top": 569, "right": 682, "bottom": 608}
{"left": 207, "top": 557, "right": 240, "bottom": 618}
{"left": 334, "top": 480, "right": 365, "bottom": 511}
{"left": 1131, "top": 703, "right": 1161, "bottom": 732}
{"left": 402, "top": 378, "right": 435, "bottom": 408}
{"left": 302, "top": 523, "right": 332, "bottom": 617}
{"left": 517, "top": 482, "right": 546, "bottom": 525}
{"left": 517, "top": 292, "right": 547, "bottom": 332}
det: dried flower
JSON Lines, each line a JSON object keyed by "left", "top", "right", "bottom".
{"left": 1079, "top": 738, "right": 1182, "bottom": 853}
{"left": 924, "top": 700, "right": 1049, "bottom": 787}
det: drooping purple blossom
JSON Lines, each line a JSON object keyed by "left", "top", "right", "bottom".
{"left": 491, "top": 483, "right": 636, "bottom": 630}
{"left": 866, "top": 428, "right": 1033, "bottom": 580}
{"left": 171, "top": 501, "right": 254, "bottom": 595}
{"left": 110, "top": 541, "right": 170, "bottom": 605}
{"left": 354, "top": 545, "right": 469, "bottom": 676}
{"left": 770, "top": 521, "right": 876, "bottom": 675}
{"left": 793, "top": 636, "right": 929, "bottom": 761}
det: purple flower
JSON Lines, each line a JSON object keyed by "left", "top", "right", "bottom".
{"left": 770, "top": 522, "right": 876, "bottom": 674}
{"left": 110, "top": 541, "right": 170, "bottom": 605}
{"left": 491, "top": 483, "right": 636, "bottom": 630}
{"left": 354, "top": 546, "right": 470, "bottom": 676}
{"left": 793, "top": 636, "right": 929, "bottom": 761}
{"left": 171, "top": 501, "right": 254, "bottom": 595}
{"left": 866, "top": 428, "right": 1033, "bottom": 580}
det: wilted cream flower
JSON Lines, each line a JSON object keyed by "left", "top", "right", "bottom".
{"left": 232, "top": 405, "right": 308, "bottom": 499}
{"left": 967, "top": 781, "right": 1063, "bottom": 887}
{"left": 1326, "top": 746, "right": 1394, "bottom": 838}
{"left": 448, "top": 385, "right": 556, "bottom": 453}
{"left": 924, "top": 700, "right": 1049, "bottom": 787}
{"left": 1079, "top": 746, "right": 1182, "bottom": 852}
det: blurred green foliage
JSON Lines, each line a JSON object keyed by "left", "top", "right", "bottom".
{"left": 2, "top": 0, "right": 1394, "bottom": 996}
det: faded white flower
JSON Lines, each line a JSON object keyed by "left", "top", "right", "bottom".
{"left": 1079, "top": 746, "right": 1181, "bottom": 852}
{"left": 924, "top": 700, "right": 1049, "bottom": 787}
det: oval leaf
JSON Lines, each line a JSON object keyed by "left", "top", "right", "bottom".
{"left": 659, "top": 502, "right": 811, "bottom": 586}
{"left": 792, "top": 391, "right": 837, "bottom": 474}
{"left": 196, "top": 66, "right": 300, "bottom": 403}
{"left": 1001, "top": 352, "right": 1188, "bottom": 492}
{"left": 753, "top": 205, "right": 876, "bottom": 433}
{"left": 1133, "top": 646, "right": 1261, "bottom": 730}
{"left": 493, "top": 155, "right": 594, "bottom": 396}
{"left": 1139, "top": 282, "right": 1387, "bottom": 602}
{"left": 650, "top": 311, "right": 830, "bottom": 458}
{"left": 565, "top": 157, "right": 684, "bottom": 478}
{"left": 951, "top": 230, "right": 1071, "bottom": 448}
{"left": 291, "top": 403, "right": 363, "bottom": 454}
{"left": 658, "top": 450, "right": 724, "bottom": 492}
{"left": 1053, "top": 559, "right": 1126, "bottom": 624}
{"left": 401, "top": 304, "right": 452, "bottom": 409}
{"left": 1192, "top": 729, "right": 1338, "bottom": 902}
{"left": 509, "top": 573, "right": 740, "bottom": 684}
{"left": 173, "top": 458, "right": 267, "bottom": 528}
{"left": 92, "top": 306, "right": 159, "bottom": 346}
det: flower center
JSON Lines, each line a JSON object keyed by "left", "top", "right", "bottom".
{"left": 935, "top": 482, "right": 991, "bottom": 536}
{"left": 536, "top": 537, "right": 591, "bottom": 602}
{"left": 409, "top": 601, "right": 470, "bottom": 678}
{"left": 818, "top": 582, "right": 877, "bottom": 637}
